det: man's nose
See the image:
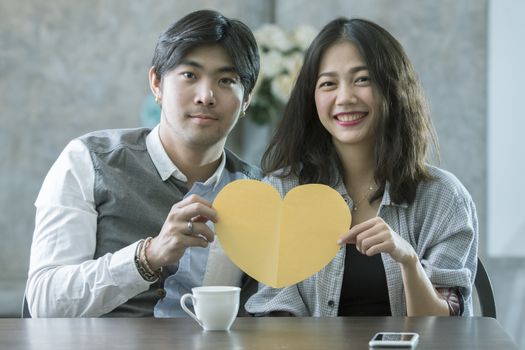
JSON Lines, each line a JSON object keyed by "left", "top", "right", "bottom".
{"left": 195, "top": 82, "right": 216, "bottom": 106}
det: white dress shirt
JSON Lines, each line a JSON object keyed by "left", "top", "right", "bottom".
{"left": 26, "top": 125, "right": 228, "bottom": 317}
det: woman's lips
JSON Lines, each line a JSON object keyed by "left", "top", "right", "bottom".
{"left": 334, "top": 112, "right": 367, "bottom": 126}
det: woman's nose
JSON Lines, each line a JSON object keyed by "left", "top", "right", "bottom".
{"left": 336, "top": 84, "right": 357, "bottom": 105}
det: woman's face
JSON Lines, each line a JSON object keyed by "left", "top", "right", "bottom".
{"left": 314, "top": 40, "right": 379, "bottom": 151}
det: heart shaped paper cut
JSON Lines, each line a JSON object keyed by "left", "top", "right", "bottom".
{"left": 214, "top": 179, "right": 351, "bottom": 288}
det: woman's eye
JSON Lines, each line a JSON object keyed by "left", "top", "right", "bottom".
{"left": 318, "top": 81, "right": 335, "bottom": 89}
{"left": 356, "top": 76, "right": 370, "bottom": 84}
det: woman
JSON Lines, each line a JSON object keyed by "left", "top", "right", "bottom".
{"left": 245, "top": 18, "right": 478, "bottom": 317}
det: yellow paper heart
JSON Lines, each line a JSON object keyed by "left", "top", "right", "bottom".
{"left": 214, "top": 179, "right": 351, "bottom": 288}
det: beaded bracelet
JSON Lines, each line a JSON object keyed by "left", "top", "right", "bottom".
{"left": 134, "top": 238, "right": 160, "bottom": 282}
{"left": 141, "top": 237, "right": 160, "bottom": 276}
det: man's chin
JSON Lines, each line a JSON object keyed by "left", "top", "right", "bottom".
{"left": 186, "top": 133, "right": 227, "bottom": 150}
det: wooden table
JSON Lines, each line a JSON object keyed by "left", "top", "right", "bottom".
{"left": 0, "top": 316, "right": 517, "bottom": 349}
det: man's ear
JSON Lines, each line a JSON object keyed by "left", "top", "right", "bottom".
{"left": 242, "top": 93, "right": 252, "bottom": 114}
{"left": 148, "top": 67, "right": 161, "bottom": 98}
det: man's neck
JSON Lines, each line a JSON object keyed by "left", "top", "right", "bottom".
{"left": 160, "top": 138, "right": 224, "bottom": 188}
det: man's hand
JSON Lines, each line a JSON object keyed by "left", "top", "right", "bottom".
{"left": 146, "top": 194, "right": 218, "bottom": 270}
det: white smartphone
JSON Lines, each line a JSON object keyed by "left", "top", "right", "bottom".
{"left": 368, "top": 332, "right": 419, "bottom": 348}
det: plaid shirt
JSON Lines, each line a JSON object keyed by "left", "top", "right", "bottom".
{"left": 245, "top": 165, "right": 478, "bottom": 316}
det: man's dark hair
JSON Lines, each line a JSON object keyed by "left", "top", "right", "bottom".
{"left": 151, "top": 10, "right": 259, "bottom": 98}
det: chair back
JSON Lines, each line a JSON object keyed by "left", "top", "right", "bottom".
{"left": 474, "top": 257, "right": 497, "bottom": 318}
{"left": 21, "top": 294, "right": 31, "bottom": 318}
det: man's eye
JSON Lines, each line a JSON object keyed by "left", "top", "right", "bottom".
{"left": 181, "top": 72, "right": 195, "bottom": 79}
{"left": 219, "top": 77, "right": 236, "bottom": 86}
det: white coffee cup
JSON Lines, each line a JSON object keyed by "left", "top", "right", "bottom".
{"left": 180, "top": 286, "right": 241, "bottom": 331}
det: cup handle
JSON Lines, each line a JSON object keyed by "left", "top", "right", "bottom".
{"left": 180, "top": 293, "right": 202, "bottom": 327}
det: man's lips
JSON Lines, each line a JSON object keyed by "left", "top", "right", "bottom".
{"left": 188, "top": 113, "right": 219, "bottom": 120}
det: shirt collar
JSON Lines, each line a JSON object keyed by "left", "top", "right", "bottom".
{"left": 146, "top": 124, "right": 226, "bottom": 189}
{"left": 333, "top": 174, "right": 408, "bottom": 209}
{"left": 381, "top": 182, "right": 408, "bottom": 208}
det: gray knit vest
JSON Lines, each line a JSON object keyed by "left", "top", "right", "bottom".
{"left": 79, "top": 128, "right": 261, "bottom": 317}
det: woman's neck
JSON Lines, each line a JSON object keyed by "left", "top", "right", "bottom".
{"left": 335, "top": 143, "right": 380, "bottom": 224}
{"left": 335, "top": 143, "right": 376, "bottom": 191}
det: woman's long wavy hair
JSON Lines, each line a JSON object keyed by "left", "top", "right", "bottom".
{"left": 262, "top": 18, "right": 438, "bottom": 204}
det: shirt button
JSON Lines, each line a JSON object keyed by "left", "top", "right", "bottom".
{"left": 328, "top": 300, "right": 335, "bottom": 307}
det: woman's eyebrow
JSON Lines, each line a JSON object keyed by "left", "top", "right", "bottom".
{"left": 317, "top": 65, "right": 368, "bottom": 79}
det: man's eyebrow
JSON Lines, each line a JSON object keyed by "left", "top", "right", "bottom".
{"left": 217, "top": 66, "right": 238, "bottom": 74}
{"left": 179, "top": 60, "right": 238, "bottom": 74}
{"left": 179, "top": 60, "right": 204, "bottom": 69}
{"left": 317, "top": 65, "right": 368, "bottom": 79}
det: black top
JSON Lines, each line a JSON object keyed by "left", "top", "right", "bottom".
{"left": 337, "top": 244, "right": 391, "bottom": 316}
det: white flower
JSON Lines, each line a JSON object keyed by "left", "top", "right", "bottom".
{"left": 271, "top": 73, "right": 296, "bottom": 103}
{"left": 291, "top": 25, "right": 317, "bottom": 51}
{"left": 271, "top": 53, "right": 303, "bottom": 103}
{"left": 254, "top": 24, "right": 292, "bottom": 52}
{"left": 260, "top": 49, "right": 283, "bottom": 78}
{"left": 250, "top": 23, "right": 316, "bottom": 125}
{"left": 282, "top": 52, "right": 304, "bottom": 77}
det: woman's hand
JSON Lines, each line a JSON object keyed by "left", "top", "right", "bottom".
{"left": 146, "top": 194, "right": 218, "bottom": 271}
{"left": 338, "top": 217, "right": 418, "bottom": 266}
{"left": 339, "top": 217, "right": 450, "bottom": 316}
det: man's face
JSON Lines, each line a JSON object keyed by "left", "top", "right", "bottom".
{"left": 152, "top": 44, "right": 247, "bottom": 153}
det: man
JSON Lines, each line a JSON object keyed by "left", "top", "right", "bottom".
{"left": 26, "top": 9, "right": 261, "bottom": 317}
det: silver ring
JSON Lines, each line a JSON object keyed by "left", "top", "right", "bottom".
{"left": 187, "top": 220, "right": 194, "bottom": 235}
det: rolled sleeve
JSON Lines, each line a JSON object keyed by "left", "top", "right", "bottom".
{"left": 110, "top": 241, "right": 152, "bottom": 297}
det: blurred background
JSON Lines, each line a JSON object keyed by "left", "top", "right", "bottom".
{"left": 1, "top": 0, "right": 524, "bottom": 348}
